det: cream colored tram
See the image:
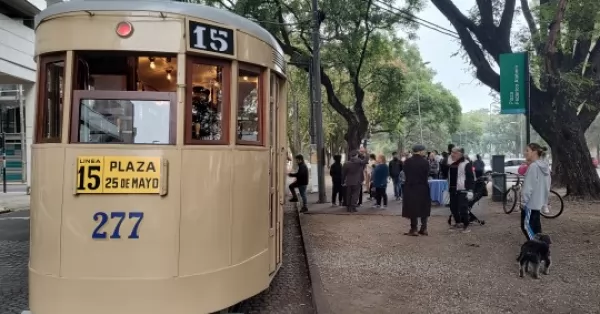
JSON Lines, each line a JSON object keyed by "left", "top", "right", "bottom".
{"left": 29, "top": 1, "right": 287, "bottom": 313}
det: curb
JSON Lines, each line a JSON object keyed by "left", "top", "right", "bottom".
{"left": 296, "top": 207, "right": 333, "bottom": 314}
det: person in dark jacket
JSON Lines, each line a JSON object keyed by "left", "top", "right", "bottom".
{"left": 473, "top": 154, "right": 485, "bottom": 178}
{"left": 330, "top": 155, "right": 343, "bottom": 206}
{"left": 448, "top": 147, "right": 475, "bottom": 233}
{"left": 342, "top": 149, "right": 368, "bottom": 212}
{"left": 439, "top": 143, "right": 455, "bottom": 179}
{"left": 372, "top": 155, "right": 389, "bottom": 208}
{"left": 388, "top": 152, "right": 403, "bottom": 200}
{"left": 402, "top": 144, "right": 432, "bottom": 236}
{"left": 288, "top": 154, "right": 309, "bottom": 212}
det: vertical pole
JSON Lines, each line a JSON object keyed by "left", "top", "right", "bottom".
{"left": 293, "top": 98, "right": 299, "bottom": 154}
{"left": 311, "top": 0, "right": 326, "bottom": 203}
{"left": 416, "top": 81, "right": 423, "bottom": 144}
{"left": 525, "top": 52, "right": 531, "bottom": 146}
{"left": 489, "top": 102, "right": 492, "bottom": 155}
{"left": 308, "top": 63, "right": 315, "bottom": 145}
{"left": 1, "top": 108, "right": 6, "bottom": 193}
{"left": 19, "top": 85, "right": 26, "bottom": 183}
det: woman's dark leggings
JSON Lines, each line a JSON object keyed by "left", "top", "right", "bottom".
{"left": 521, "top": 207, "right": 542, "bottom": 240}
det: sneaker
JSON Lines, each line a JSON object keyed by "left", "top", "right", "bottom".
{"left": 373, "top": 205, "right": 381, "bottom": 209}
{"left": 449, "top": 223, "right": 463, "bottom": 231}
{"left": 331, "top": 203, "right": 337, "bottom": 207}
{"left": 461, "top": 228, "right": 471, "bottom": 234}
{"left": 289, "top": 197, "right": 299, "bottom": 202}
{"left": 299, "top": 207, "right": 308, "bottom": 213}
{"left": 382, "top": 205, "right": 387, "bottom": 209}
{"left": 542, "top": 205, "right": 550, "bottom": 214}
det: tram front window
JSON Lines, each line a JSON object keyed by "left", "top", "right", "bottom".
{"left": 186, "top": 58, "right": 229, "bottom": 144}
{"left": 77, "top": 97, "right": 171, "bottom": 144}
{"left": 237, "top": 64, "right": 262, "bottom": 145}
{"left": 71, "top": 52, "right": 177, "bottom": 144}
{"left": 37, "top": 54, "right": 65, "bottom": 143}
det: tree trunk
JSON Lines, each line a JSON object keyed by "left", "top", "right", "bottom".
{"left": 539, "top": 119, "right": 600, "bottom": 199}
{"left": 345, "top": 121, "right": 363, "bottom": 152}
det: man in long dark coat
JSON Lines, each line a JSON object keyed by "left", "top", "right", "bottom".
{"left": 342, "top": 149, "right": 368, "bottom": 212}
{"left": 402, "top": 144, "right": 432, "bottom": 236}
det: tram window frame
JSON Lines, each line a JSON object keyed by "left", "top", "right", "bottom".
{"left": 185, "top": 56, "right": 231, "bottom": 145}
{"left": 70, "top": 90, "right": 177, "bottom": 144}
{"left": 236, "top": 63, "right": 265, "bottom": 146}
{"left": 36, "top": 53, "right": 66, "bottom": 143}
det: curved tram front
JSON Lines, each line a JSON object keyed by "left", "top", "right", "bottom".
{"left": 29, "top": 1, "right": 287, "bottom": 313}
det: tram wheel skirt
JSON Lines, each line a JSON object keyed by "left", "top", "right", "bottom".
{"left": 28, "top": 250, "right": 269, "bottom": 314}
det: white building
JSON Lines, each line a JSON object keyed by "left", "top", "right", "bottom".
{"left": 0, "top": 0, "right": 46, "bottom": 187}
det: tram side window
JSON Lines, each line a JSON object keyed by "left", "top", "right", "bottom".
{"left": 186, "top": 57, "right": 229, "bottom": 144}
{"left": 72, "top": 52, "right": 177, "bottom": 144}
{"left": 37, "top": 55, "right": 65, "bottom": 143}
{"left": 237, "top": 64, "right": 263, "bottom": 145}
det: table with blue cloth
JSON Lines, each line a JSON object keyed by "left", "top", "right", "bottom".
{"left": 429, "top": 180, "right": 448, "bottom": 204}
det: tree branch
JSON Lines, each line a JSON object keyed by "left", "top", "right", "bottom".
{"left": 475, "top": 0, "right": 494, "bottom": 26}
{"left": 354, "top": 0, "right": 373, "bottom": 84}
{"left": 430, "top": 0, "right": 501, "bottom": 91}
{"left": 498, "top": 0, "right": 517, "bottom": 40}
{"left": 542, "top": 0, "right": 568, "bottom": 85}
{"left": 520, "top": 0, "right": 542, "bottom": 55}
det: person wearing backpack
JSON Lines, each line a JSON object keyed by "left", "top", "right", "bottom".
{"left": 389, "top": 152, "right": 403, "bottom": 200}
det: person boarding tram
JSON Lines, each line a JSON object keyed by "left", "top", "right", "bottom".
{"left": 289, "top": 154, "right": 309, "bottom": 212}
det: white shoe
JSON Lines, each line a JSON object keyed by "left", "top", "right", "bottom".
{"left": 542, "top": 205, "right": 550, "bottom": 214}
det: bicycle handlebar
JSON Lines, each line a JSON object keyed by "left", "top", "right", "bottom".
{"left": 490, "top": 171, "right": 523, "bottom": 185}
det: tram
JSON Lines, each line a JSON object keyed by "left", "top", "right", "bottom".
{"left": 29, "top": 1, "right": 287, "bottom": 313}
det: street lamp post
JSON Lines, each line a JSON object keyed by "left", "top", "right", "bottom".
{"left": 509, "top": 121, "right": 523, "bottom": 157}
{"left": 416, "top": 61, "right": 430, "bottom": 144}
{"left": 488, "top": 101, "right": 498, "bottom": 155}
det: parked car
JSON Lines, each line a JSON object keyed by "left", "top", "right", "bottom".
{"left": 484, "top": 158, "right": 527, "bottom": 175}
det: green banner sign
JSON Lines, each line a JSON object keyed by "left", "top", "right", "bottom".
{"left": 500, "top": 52, "right": 527, "bottom": 114}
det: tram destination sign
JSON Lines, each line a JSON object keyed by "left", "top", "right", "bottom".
{"left": 76, "top": 156, "right": 163, "bottom": 194}
{"left": 188, "top": 20, "right": 235, "bottom": 55}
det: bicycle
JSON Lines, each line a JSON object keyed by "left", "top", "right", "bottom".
{"left": 502, "top": 172, "right": 564, "bottom": 219}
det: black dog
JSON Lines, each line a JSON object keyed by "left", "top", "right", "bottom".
{"left": 517, "top": 233, "right": 552, "bottom": 279}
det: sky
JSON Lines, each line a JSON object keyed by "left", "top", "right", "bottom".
{"left": 414, "top": 0, "right": 495, "bottom": 113}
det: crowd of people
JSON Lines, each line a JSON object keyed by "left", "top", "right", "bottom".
{"left": 287, "top": 141, "right": 551, "bottom": 242}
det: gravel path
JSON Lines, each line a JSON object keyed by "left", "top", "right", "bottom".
{"left": 301, "top": 199, "right": 600, "bottom": 314}
{"left": 237, "top": 204, "right": 315, "bottom": 314}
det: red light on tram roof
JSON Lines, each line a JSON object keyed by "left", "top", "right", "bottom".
{"left": 116, "top": 21, "right": 133, "bottom": 38}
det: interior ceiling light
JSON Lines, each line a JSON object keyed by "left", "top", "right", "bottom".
{"left": 149, "top": 57, "right": 156, "bottom": 70}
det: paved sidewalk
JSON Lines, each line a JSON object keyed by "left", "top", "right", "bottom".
{"left": 0, "top": 193, "right": 30, "bottom": 214}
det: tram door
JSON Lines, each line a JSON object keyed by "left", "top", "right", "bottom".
{"left": 268, "top": 74, "right": 281, "bottom": 273}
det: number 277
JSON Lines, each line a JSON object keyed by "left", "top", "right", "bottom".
{"left": 92, "top": 212, "right": 144, "bottom": 239}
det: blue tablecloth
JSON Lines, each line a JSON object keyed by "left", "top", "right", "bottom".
{"left": 429, "top": 180, "right": 448, "bottom": 204}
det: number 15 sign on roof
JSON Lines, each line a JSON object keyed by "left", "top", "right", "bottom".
{"left": 75, "top": 156, "right": 167, "bottom": 195}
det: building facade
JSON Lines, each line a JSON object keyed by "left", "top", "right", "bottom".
{"left": 0, "top": 0, "right": 45, "bottom": 186}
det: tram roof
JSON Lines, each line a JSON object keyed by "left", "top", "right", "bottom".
{"left": 35, "top": 0, "right": 284, "bottom": 55}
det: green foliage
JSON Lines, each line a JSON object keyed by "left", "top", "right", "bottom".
{"left": 179, "top": 0, "right": 462, "bottom": 153}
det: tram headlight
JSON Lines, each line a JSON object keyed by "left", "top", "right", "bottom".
{"left": 115, "top": 21, "right": 134, "bottom": 38}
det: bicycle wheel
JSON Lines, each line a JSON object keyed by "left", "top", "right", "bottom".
{"left": 541, "top": 190, "right": 564, "bottom": 219}
{"left": 503, "top": 188, "right": 517, "bottom": 214}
